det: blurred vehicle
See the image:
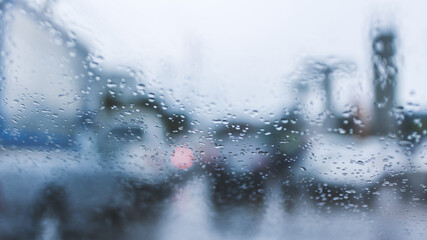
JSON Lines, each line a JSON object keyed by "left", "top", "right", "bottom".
{"left": 94, "top": 86, "right": 195, "bottom": 216}
{"left": 204, "top": 121, "right": 273, "bottom": 225}
{"left": 0, "top": 92, "right": 194, "bottom": 239}
{"left": 298, "top": 134, "right": 407, "bottom": 210}
{"left": 383, "top": 138, "right": 427, "bottom": 205}
{"left": 0, "top": 3, "right": 95, "bottom": 239}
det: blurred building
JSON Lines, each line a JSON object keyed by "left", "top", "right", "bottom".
{"left": 0, "top": 2, "right": 89, "bottom": 148}
{"left": 372, "top": 30, "right": 398, "bottom": 136}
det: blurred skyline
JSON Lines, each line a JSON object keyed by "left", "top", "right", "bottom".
{"left": 43, "top": 0, "right": 427, "bottom": 120}
{"left": 4, "top": 0, "right": 427, "bottom": 122}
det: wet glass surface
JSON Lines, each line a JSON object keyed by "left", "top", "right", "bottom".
{"left": 0, "top": 0, "right": 426, "bottom": 239}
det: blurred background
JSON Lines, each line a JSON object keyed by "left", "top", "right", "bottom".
{"left": 0, "top": 0, "right": 426, "bottom": 239}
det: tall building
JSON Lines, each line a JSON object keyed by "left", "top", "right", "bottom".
{"left": 372, "top": 29, "right": 398, "bottom": 135}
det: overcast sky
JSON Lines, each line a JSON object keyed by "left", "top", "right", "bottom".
{"left": 40, "top": 0, "right": 427, "bottom": 120}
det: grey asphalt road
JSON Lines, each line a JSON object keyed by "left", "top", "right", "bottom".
{"left": 120, "top": 178, "right": 427, "bottom": 240}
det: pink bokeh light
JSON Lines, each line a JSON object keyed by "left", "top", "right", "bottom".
{"left": 171, "top": 146, "right": 194, "bottom": 169}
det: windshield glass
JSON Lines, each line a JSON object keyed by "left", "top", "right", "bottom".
{"left": 0, "top": 0, "right": 426, "bottom": 239}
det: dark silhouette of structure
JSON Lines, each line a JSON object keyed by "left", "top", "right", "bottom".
{"left": 372, "top": 30, "right": 398, "bottom": 136}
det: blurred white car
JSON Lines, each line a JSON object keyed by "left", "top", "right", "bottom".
{"left": 295, "top": 133, "right": 408, "bottom": 210}
{"left": 0, "top": 94, "right": 195, "bottom": 239}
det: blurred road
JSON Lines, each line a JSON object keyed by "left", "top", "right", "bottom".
{"left": 121, "top": 178, "right": 427, "bottom": 240}
{"left": 0, "top": 149, "right": 426, "bottom": 240}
